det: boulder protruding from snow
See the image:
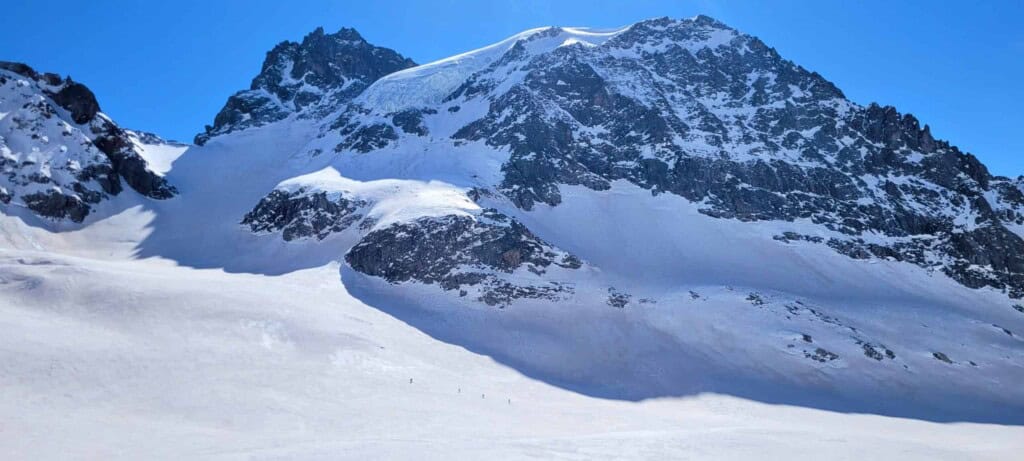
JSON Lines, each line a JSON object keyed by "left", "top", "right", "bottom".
{"left": 346, "top": 209, "right": 581, "bottom": 307}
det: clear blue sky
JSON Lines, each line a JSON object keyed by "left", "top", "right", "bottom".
{"left": 2, "top": 0, "right": 1021, "bottom": 176}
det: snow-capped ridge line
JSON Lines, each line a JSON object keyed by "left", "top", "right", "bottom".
{"left": 357, "top": 16, "right": 743, "bottom": 113}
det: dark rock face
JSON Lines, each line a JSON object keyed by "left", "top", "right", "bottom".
{"left": 334, "top": 122, "right": 398, "bottom": 153}
{"left": 345, "top": 209, "right": 581, "bottom": 306}
{"left": 48, "top": 82, "right": 100, "bottom": 124}
{"left": 0, "top": 61, "right": 175, "bottom": 222}
{"left": 933, "top": 352, "right": 954, "bottom": 364}
{"left": 242, "top": 179, "right": 582, "bottom": 306}
{"left": 242, "top": 188, "right": 366, "bottom": 241}
{"left": 195, "top": 27, "right": 415, "bottom": 144}
{"left": 437, "top": 18, "right": 1024, "bottom": 298}
{"left": 92, "top": 124, "right": 177, "bottom": 200}
{"left": 21, "top": 190, "right": 92, "bottom": 222}
{"left": 391, "top": 109, "right": 432, "bottom": 136}
{"left": 2, "top": 61, "right": 102, "bottom": 126}
{"left": 327, "top": 107, "right": 435, "bottom": 153}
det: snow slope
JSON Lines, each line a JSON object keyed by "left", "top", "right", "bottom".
{"left": 2, "top": 249, "right": 1022, "bottom": 460}
{"left": 128, "top": 131, "right": 188, "bottom": 176}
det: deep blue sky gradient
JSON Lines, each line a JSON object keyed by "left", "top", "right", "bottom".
{"left": 2, "top": 0, "right": 1021, "bottom": 175}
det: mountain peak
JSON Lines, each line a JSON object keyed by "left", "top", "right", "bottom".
{"left": 691, "top": 14, "right": 730, "bottom": 27}
{"left": 195, "top": 26, "right": 415, "bottom": 145}
{"left": 625, "top": 14, "right": 736, "bottom": 35}
{"left": 303, "top": 26, "right": 365, "bottom": 42}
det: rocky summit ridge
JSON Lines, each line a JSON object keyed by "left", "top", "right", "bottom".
{"left": 194, "top": 27, "right": 416, "bottom": 145}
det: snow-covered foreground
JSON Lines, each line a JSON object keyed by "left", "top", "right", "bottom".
{"left": 1, "top": 249, "right": 1021, "bottom": 460}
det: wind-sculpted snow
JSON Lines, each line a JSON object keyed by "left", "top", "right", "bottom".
{"left": 0, "top": 62, "right": 175, "bottom": 223}
{"left": 304, "top": 16, "right": 1024, "bottom": 298}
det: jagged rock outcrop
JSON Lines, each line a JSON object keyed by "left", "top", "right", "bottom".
{"left": 242, "top": 187, "right": 366, "bottom": 241}
{"left": 345, "top": 209, "right": 581, "bottom": 306}
{"left": 195, "top": 27, "right": 415, "bottom": 144}
{"left": 0, "top": 61, "right": 175, "bottom": 222}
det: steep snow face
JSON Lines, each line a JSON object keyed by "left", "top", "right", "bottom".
{"left": 195, "top": 27, "right": 416, "bottom": 145}
{"left": 0, "top": 63, "right": 174, "bottom": 223}
{"left": 126, "top": 130, "right": 187, "bottom": 176}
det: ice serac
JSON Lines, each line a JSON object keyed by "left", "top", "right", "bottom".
{"left": 194, "top": 27, "right": 416, "bottom": 145}
{"left": 295, "top": 15, "right": 1024, "bottom": 298}
{"left": 0, "top": 61, "right": 175, "bottom": 222}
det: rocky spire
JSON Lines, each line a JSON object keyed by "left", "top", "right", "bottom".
{"left": 194, "top": 27, "right": 416, "bottom": 145}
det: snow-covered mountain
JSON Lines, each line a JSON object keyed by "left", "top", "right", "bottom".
{"left": 199, "top": 15, "right": 1024, "bottom": 416}
{"left": 290, "top": 16, "right": 1024, "bottom": 301}
{"left": 2, "top": 15, "right": 1023, "bottom": 458}
{"left": 0, "top": 62, "right": 176, "bottom": 223}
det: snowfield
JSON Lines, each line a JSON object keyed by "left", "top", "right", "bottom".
{"left": 1, "top": 249, "right": 1022, "bottom": 460}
